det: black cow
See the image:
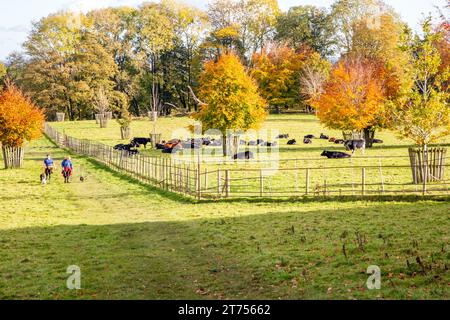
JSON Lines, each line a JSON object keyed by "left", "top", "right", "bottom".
{"left": 334, "top": 139, "right": 345, "bottom": 144}
{"left": 162, "top": 145, "right": 182, "bottom": 154}
{"left": 155, "top": 142, "right": 166, "bottom": 150}
{"left": 373, "top": 139, "right": 384, "bottom": 144}
{"left": 320, "top": 133, "right": 329, "bottom": 140}
{"left": 287, "top": 139, "right": 297, "bottom": 145}
{"left": 127, "top": 149, "right": 140, "bottom": 156}
{"left": 202, "top": 137, "right": 213, "bottom": 146}
{"left": 304, "top": 134, "right": 315, "bottom": 139}
{"left": 261, "top": 141, "right": 277, "bottom": 147}
{"left": 114, "top": 143, "right": 126, "bottom": 150}
{"left": 182, "top": 139, "right": 202, "bottom": 149}
{"left": 277, "top": 134, "right": 289, "bottom": 139}
{"left": 209, "top": 140, "right": 222, "bottom": 147}
{"left": 232, "top": 151, "right": 254, "bottom": 160}
{"left": 131, "top": 138, "right": 151, "bottom": 148}
{"left": 303, "top": 138, "right": 312, "bottom": 144}
{"left": 344, "top": 139, "right": 366, "bottom": 154}
{"left": 321, "top": 151, "right": 351, "bottom": 159}
{"left": 114, "top": 143, "right": 136, "bottom": 152}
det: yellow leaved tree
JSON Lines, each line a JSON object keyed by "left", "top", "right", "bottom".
{"left": 191, "top": 52, "right": 267, "bottom": 156}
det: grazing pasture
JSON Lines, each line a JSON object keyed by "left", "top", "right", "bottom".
{"left": 50, "top": 114, "right": 450, "bottom": 197}
{"left": 0, "top": 136, "right": 449, "bottom": 299}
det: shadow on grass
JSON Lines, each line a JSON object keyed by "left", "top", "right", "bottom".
{"left": 0, "top": 200, "right": 448, "bottom": 300}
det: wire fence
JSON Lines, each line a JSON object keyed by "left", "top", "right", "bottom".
{"left": 44, "top": 124, "right": 450, "bottom": 200}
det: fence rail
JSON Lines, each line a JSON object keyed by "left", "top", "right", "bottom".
{"left": 44, "top": 124, "right": 449, "bottom": 200}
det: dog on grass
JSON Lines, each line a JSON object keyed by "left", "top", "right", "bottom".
{"left": 40, "top": 173, "right": 47, "bottom": 185}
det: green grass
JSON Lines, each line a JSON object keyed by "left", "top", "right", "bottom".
{"left": 50, "top": 114, "right": 450, "bottom": 197}
{"left": 0, "top": 136, "right": 448, "bottom": 299}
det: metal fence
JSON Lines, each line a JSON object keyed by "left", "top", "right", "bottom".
{"left": 44, "top": 124, "right": 450, "bottom": 199}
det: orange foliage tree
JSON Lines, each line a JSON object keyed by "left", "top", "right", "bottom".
{"left": 0, "top": 82, "right": 45, "bottom": 168}
{"left": 192, "top": 52, "right": 266, "bottom": 156}
{"left": 311, "top": 57, "right": 387, "bottom": 139}
{"left": 251, "top": 44, "right": 307, "bottom": 113}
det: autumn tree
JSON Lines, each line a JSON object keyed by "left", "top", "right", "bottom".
{"left": 275, "top": 5, "right": 336, "bottom": 58}
{"left": 206, "top": 0, "right": 280, "bottom": 63}
{"left": 137, "top": 2, "right": 176, "bottom": 121}
{"left": 19, "top": 11, "right": 118, "bottom": 120}
{"left": 116, "top": 99, "right": 132, "bottom": 140}
{"left": 0, "top": 63, "right": 6, "bottom": 90}
{"left": 88, "top": 7, "right": 143, "bottom": 114}
{"left": 434, "top": 10, "right": 449, "bottom": 91}
{"left": 391, "top": 19, "right": 449, "bottom": 189}
{"left": 251, "top": 44, "right": 307, "bottom": 113}
{"left": 348, "top": 11, "right": 412, "bottom": 144}
{"left": 311, "top": 57, "right": 386, "bottom": 139}
{"left": 192, "top": 53, "right": 266, "bottom": 156}
{"left": 331, "top": 0, "right": 398, "bottom": 54}
{"left": 0, "top": 82, "right": 45, "bottom": 168}
{"left": 300, "top": 52, "right": 332, "bottom": 113}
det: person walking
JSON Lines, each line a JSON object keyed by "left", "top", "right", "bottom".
{"left": 61, "top": 156, "right": 73, "bottom": 183}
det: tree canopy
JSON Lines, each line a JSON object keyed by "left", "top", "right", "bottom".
{"left": 0, "top": 83, "right": 45, "bottom": 148}
{"left": 2, "top": 0, "right": 447, "bottom": 136}
{"left": 391, "top": 20, "right": 449, "bottom": 147}
{"left": 193, "top": 52, "right": 266, "bottom": 136}
{"left": 312, "top": 57, "right": 386, "bottom": 132}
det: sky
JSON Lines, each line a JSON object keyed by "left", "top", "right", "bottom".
{"left": 0, "top": 0, "right": 447, "bottom": 61}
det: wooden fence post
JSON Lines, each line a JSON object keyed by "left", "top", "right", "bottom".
{"left": 225, "top": 170, "right": 230, "bottom": 198}
{"left": 217, "top": 169, "right": 221, "bottom": 197}
{"left": 362, "top": 167, "right": 366, "bottom": 196}
{"left": 378, "top": 159, "right": 385, "bottom": 194}
{"left": 305, "top": 168, "right": 310, "bottom": 195}
{"left": 260, "top": 169, "right": 264, "bottom": 197}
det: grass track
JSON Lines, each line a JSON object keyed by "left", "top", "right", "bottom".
{"left": 0, "top": 136, "right": 448, "bottom": 299}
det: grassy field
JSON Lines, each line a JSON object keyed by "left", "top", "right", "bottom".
{"left": 50, "top": 114, "right": 450, "bottom": 197}
{"left": 0, "top": 136, "right": 449, "bottom": 299}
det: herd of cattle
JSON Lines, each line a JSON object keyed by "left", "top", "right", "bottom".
{"left": 113, "top": 133, "right": 384, "bottom": 159}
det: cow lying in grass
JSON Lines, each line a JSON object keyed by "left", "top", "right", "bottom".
{"left": 155, "top": 141, "right": 166, "bottom": 149}
{"left": 287, "top": 139, "right": 296, "bottom": 145}
{"left": 277, "top": 134, "right": 289, "bottom": 139}
{"left": 114, "top": 143, "right": 139, "bottom": 151}
{"left": 260, "top": 141, "right": 277, "bottom": 147}
{"left": 303, "top": 138, "right": 312, "bottom": 144}
{"left": 162, "top": 139, "right": 182, "bottom": 153}
{"left": 232, "top": 151, "right": 254, "bottom": 160}
{"left": 321, "top": 151, "right": 351, "bottom": 159}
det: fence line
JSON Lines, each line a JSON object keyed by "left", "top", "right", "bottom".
{"left": 44, "top": 124, "right": 449, "bottom": 200}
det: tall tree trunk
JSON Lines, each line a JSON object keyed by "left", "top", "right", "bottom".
{"left": 363, "top": 127, "right": 376, "bottom": 148}
{"left": 2, "top": 146, "right": 24, "bottom": 169}
{"left": 422, "top": 144, "right": 428, "bottom": 195}
{"left": 222, "top": 134, "right": 240, "bottom": 157}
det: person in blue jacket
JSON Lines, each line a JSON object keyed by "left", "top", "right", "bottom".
{"left": 61, "top": 156, "right": 73, "bottom": 183}
{"left": 43, "top": 155, "right": 55, "bottom": 180}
